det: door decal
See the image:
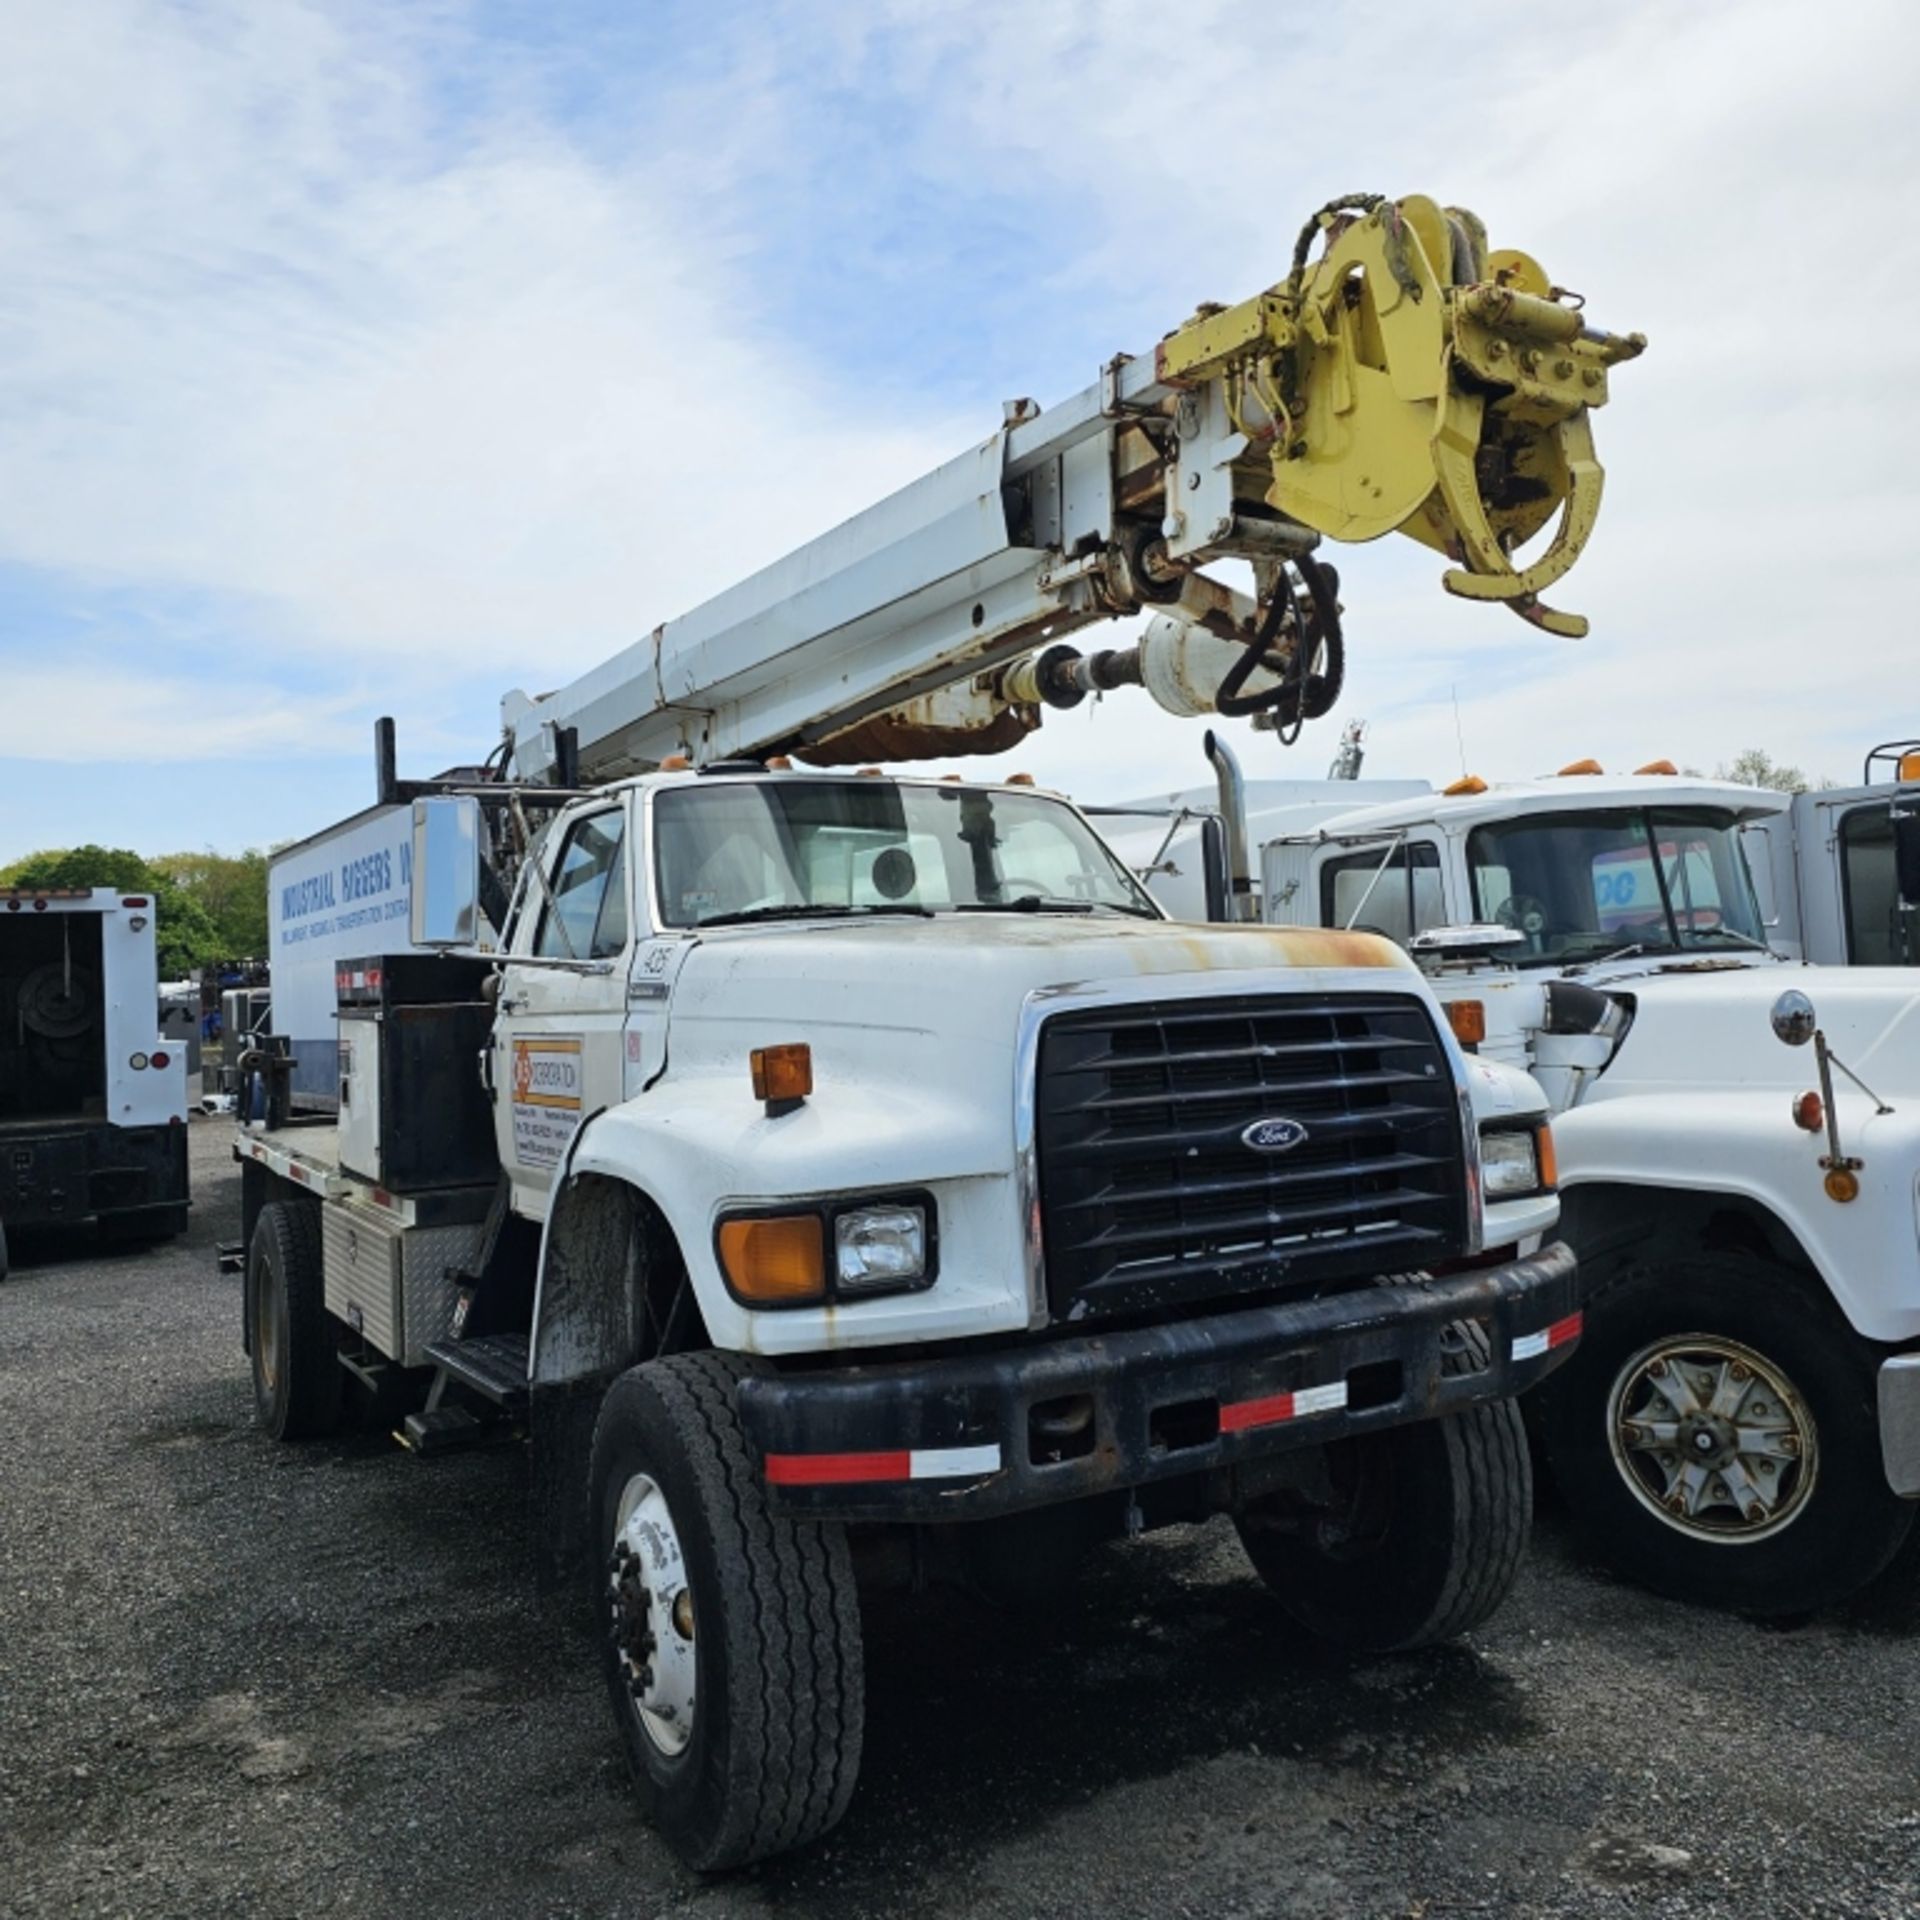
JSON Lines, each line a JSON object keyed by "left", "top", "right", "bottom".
{"left": 511, "top": 1034, "right": 585, "bottom": 1168}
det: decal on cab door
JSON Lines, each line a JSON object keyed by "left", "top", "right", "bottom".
{"left": 510, "top": 1033, "right": 585, "bottom": 1168}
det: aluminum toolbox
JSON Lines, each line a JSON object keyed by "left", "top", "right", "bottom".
{"left": 320, "top": 1195, "right": 489, "bottom": 1366}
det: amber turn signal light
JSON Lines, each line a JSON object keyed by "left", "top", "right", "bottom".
{"left": 751, "top": 1043, "right": 813, "bottom": 1108}
{"left": 1535, "top": 1121, "right": 1558, "bottom": 1191}
{"left": 1791, "top": 1090, "right": 1824, "bottom": 1133}
{"left": 1446, "top": 999, "right": 1487, "bottom": 1048}
{"left": 718, "top": 1215, "right": 826, "bottom": 1303}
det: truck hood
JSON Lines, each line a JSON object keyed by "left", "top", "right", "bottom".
{"left": 1600, "top": 964, "right": 1920, "bottom": 1096}
{"left": 668, "top": 914, "right": 1421, "bottom": 1057}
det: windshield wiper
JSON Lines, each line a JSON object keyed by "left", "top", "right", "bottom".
{"left": 958, "top": 896, "right": 1096, "bottom": 914}
{"left": 1557, "top": 938, "right": 1670, "bottom": 972}
{"left": 695, "top": 903, "right": 933, "bottom": 928}
{"left": 1681, "top": 926, "right": 1772, "bottom": 952}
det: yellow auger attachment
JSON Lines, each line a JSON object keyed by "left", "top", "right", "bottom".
{"left": 1154, "top": 194, "right": 1645, "bottom": 638}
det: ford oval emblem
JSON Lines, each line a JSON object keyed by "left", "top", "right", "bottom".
{"left": 1241, "top": 1117, "right": 1310, "bottom": 1154}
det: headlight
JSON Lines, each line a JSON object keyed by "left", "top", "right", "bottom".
{"left": 835, "top": 1204, "right": 928, "bottom": 1291}
{"left": 717, "top": 1193, "right": 936, "bottom": 1307}
{"left": 1481, "top": 1126, "right": 1545, "bottom": 1198}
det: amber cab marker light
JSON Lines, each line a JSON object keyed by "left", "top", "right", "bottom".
{"left": 1558, "top": 758, "right": 1604, "bottom": 776}
{"left": 718, "top": 1215, "right": 826, "bottom": 1303}
{"left": 1633, "top": 759, "right": 1678, "bottom": 776}
{"left": 1536, "top": 1121, "right": 1559, "bottom": 1191}
{"left": 751, "top": 1043, "right": 813, "bottom": 1115}
{"left": 1442, "top": 774, "right": 1487, "bottom": 796}
{"left": 1899, "top": 751, "right": 1920, "bottom": 783}
{"left": 1446, "top": 999, "right": 1487, "bottom": 1048}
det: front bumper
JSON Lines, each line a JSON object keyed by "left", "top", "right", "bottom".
{"left": 739, "top": 1241, "right": 1584, "bottom": 1521}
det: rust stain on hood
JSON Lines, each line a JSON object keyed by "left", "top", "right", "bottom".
{"left": 1135, "top": 925, "right": 1412, "bottom": 974}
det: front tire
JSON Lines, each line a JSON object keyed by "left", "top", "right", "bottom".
{"left": 1535, "top": 1252, "right": 1912, "bottom": 1615}
{"left": 1234, "top": 1321, "right": 1531, "bottom": 1651}
{"left": 246, "top": 1200, "right": 340, "bottom": 1441}
{"left": 589, "top": 1353, "right": 864, "bottom": 1870}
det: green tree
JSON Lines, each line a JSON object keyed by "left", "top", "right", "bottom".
{"left": 1714, "top": 749, "right": 1834, "bottom": 794}
{"left": 155, "top": 848, "right": 270, "bottom": 958}
{"left": 0, "top": 846, "right": 222, "bottom": 977}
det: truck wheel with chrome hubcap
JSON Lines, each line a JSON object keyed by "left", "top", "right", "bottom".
{"left": 589, "top": 1351, "right": 864, "bottom": 1870}
{"left": 1537, "top": 1252, "right": 1913, "bottom": 1614}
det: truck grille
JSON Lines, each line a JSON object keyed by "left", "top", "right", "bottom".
{"left": 1033, "top": 992, "right": 1469, "bottom": 1323}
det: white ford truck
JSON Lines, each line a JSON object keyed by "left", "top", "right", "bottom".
{"left": 237, "top": 764, "right": 1580, "bottom": 1866}
{"left": 1131, "top": 759, "right": 1920, "bottom": 1616}
{"left": 228, "top": 193, "right": 1646, "bottom": 1865}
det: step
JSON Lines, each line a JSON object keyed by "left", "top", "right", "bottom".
{"left": 423, "top": 1331, "right": 530, "bottom": 1411}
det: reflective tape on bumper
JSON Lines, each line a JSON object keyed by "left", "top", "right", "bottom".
{"left": 1512, "top": 1309, "right": 1584, "bottom": 1363}
{"left": 1220, "top": 1379, "right": 1350, "bottom": 1433}
{"left": 765, "top": 1442, "right": 1004, "bottom": 1487}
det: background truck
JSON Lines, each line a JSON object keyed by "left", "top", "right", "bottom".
{"left": 1, "top": 886, "right": 189, "bottom": 1278}
{"left": 230, "top": 192, "right": 1635, "bottom": 1867}
{"left": 1741, "top": 739, "right": 1920, "bottom": 967}
{"left": 1112, "top": 753, "right": 1920, "bottom": 1615}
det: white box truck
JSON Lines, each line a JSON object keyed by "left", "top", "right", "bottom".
{"left": 1, "top": 886, "right": 189, "bottom": 1276}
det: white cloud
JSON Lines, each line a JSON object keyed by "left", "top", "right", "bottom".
{"left": 0, "top": 660, "right": 365, "bottom": 764}
{"left": 0, "top": 1, "right": 964, "bottom": 697}
{"left": 2, "top": 0, "right": 1916, "bottom": 809}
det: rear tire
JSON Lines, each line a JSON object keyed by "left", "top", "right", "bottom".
{"left": 246, "top": 1200, "right": 340, "bottom": 1441}
{"left": 1234, "top": 1321, "right": 1531, "bottom": 1650}
{"left": 589, "top": 1352, "right": 864, "bottom": 1870}
{"left": 1535, "top": 1252, "right": 1912, "bottom": 1615}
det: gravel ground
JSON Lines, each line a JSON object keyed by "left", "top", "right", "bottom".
{"left": 5, "top": 1121, "right": 1920, "bottom": 1919}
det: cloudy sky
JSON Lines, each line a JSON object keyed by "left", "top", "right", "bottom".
{"left": 3, "top": 0, "right": 1915, "bottom": 861}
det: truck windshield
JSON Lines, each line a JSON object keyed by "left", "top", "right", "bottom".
{"left": 652, "top": 780, "right": 1160, "bottom": 928}
{"left": 1467, "top": 807, "right": 1770, "bottom": 966}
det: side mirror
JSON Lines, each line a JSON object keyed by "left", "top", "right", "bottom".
{"left": 1770, "top": 988, "right": 1817, "bottom": 1047}
{"left": 1893, "top": 802, "right": 1920, "bottom": 908}
{"left": 410, "top": 796, "right": 482, "bottom": 947}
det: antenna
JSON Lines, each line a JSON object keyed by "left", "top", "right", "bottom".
{"left": 1451, "top": 685, "right": 1469, "bottom": 780}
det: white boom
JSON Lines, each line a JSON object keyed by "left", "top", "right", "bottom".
{"left": 500, "top": 192, "right": 1644, "bottom": 785}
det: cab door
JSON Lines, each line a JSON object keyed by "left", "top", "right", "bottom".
{"left": 492, "top": 799, "right": 637, "bottom": 1220}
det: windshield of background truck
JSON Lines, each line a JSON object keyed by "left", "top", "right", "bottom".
{"left": 1467, "top": 807, "right": 1768, "bottom": 965}
{"left": 652, "top": 780, "right": 1159, "bottom": 927}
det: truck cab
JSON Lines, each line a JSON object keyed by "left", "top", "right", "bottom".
{"left": 1741, "top": 740, "right": 1920, "bottom": 967}
{"left": 235, "top": 765, "right": 1583, "bottom": 1869}
{"left": 1247, "top": 766, "right": 1920, "bottom": 1618}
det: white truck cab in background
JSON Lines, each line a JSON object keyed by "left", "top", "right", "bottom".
{"left": 1739, "top": 739, "right": 1920, "bottom": 967}
{"left": 1113, "top": 755, "right": 1920, "bottom": 1616}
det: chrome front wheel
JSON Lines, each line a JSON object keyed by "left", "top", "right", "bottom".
{"left": 608, "top": 1472, "right": 697, "bottom": 1758}
{"left": 1606, "top": 1332, "right": 1817, "bottom": 1543}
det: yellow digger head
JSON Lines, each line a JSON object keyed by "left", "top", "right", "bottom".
{"left": 1156, "top": 193, "right": 1645, "bottom": 639}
